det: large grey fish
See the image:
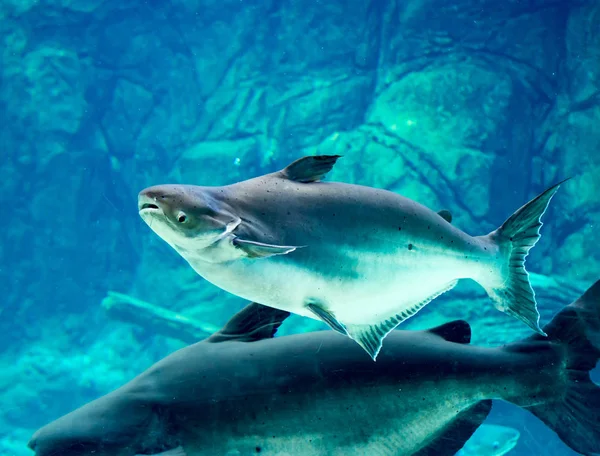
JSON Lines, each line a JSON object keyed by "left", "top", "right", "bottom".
{"left": 138, "top": 155, "right": 566, "bottom": 359}
{"left": 28, "top": 281, "right": 600, "bottom": 456}
{"left": 456, "top": 424, "right": 520, "bottom": 456}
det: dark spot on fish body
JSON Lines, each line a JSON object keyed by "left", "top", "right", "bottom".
{"left": 408, "top": 243, "right": 413, "bottom": 250}
{"left": 255, "top": 446, "right": 262, "bottom": 452}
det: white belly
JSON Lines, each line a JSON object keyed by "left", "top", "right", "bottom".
{"left": 188, "top": 247, "right": 482, "bottom": 325}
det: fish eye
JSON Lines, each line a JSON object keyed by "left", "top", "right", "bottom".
{"left": 177, "top": 211, "right": 188, "bottom": 223}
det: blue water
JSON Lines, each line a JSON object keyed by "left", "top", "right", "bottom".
{"left": 1, "top": 0, "right": 599, "bottom": 454}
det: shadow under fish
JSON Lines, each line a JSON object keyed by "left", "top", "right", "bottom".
{"left": 28, "top": 280, "right": 600, "bottom": 456}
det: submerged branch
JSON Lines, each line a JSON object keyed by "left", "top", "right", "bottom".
{"left": 101, "top": 291, "right": 220, "bottom": 344}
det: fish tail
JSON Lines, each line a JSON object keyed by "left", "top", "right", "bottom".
{"left": 479, "top": 179, "right": 568, "bottom": 335}
{"left": 523, "top": 280, "right": 600, "bottom": 455}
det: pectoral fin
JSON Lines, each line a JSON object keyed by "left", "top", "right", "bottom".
{"left": 280, "top": 155, "right": 342, "bottom": 183}
{"left": 136, "top": 446, "right": 187, "bottom": 456}
{"left": 233, "top": 238, "right": 303, "bottom": 258}
{"left": 207, "top": 302, "right": 290, "bottom": 343}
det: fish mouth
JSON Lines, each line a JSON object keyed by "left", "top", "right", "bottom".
{"left": 138, "top": 193, "right": 163, "bottom": 215}
{"left": 507, "top": 434, "right": 520, "bottom": 446}
{"left": 139, "top": 202, "right": 160, "bottom": 212}
{"left": 138, "top": 202, "right": 162, "bottom": 218}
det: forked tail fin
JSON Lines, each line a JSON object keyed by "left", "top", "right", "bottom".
{"left": 479, "top": 180, "right": 568, "bottom": 335}
{"left": 526, "top": 280, "right": 600, "bottom": 455}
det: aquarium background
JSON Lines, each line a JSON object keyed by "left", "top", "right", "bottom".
{"left": 1, "top": 0, "right": 599, "bottom": 454}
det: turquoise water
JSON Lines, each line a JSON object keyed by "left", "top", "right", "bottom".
{"left": 1, "top": 0, "right": 599, "bottom": 455}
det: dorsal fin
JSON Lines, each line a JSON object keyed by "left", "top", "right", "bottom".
{"left": 207, "top": 303, "right": 290, "bottom": 343}
{"left": 280, "top": 155, "right": 342, "bottom": 183}
{"left": 427, "top": 320, "right": 471, "bottom": 344}
{"left": 573, "top": 279, "right": 600, "bottom": 310}
{"left": 437, "top": 209, "right": 453, "bottom": 223}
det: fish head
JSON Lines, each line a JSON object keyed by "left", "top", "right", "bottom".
{"left": 27, "top": 407, "right": 130, "bottom": 456}
{"left": 27, "top": 434, "right": 119, "bottom": 456}
{"left": 138, "top": 184, "right": 238, "bottom": 251}
{"left": 27, "top": 392, "right": 171, "bottom": 456}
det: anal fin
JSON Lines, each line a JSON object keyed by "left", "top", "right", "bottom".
{"left": 346, "top": 280, "right": 459, "bottom": 361}
{"left": 306, "top": 301, "right": 348, "bottom": 335}
{"left": 414, "top": 400, "right": 492, "bottom": 456}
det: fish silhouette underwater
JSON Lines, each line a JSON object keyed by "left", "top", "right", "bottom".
{"left": 28, "top": 280, "right": 600, "bottom": 456}
{"left": 138, "top": 155, "right": 567, "bottom": 360}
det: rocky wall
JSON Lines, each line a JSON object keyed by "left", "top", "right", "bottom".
{"left": 1, "top": 0, "right": 598, "bottom": 364}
